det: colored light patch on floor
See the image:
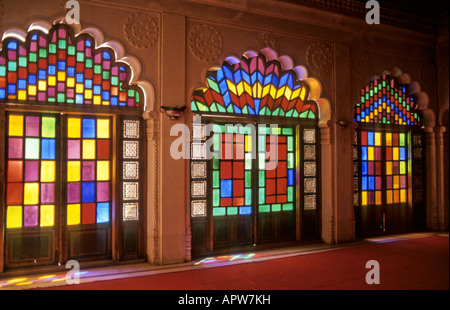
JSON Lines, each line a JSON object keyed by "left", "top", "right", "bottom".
{"left": 194, "top": 253, "right": 266, "bottom": 265}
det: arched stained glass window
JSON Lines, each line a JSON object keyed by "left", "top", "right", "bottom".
{"left": 191, "top": 52, "right": 317, "bottom": 119}
{"left": 354, "top": 75, "right": 421, "bottom": 125}
{"left": 353, "top": 74, "right": 425, "bottom": 237}
{"left": 190, "top": 49, "right": 321, "bottom": 257}
{"left": 0, "top": 24, "right": 143, "bottom": 107}
{"left": 1, "top": 23, "right": 146, "bottom": 270}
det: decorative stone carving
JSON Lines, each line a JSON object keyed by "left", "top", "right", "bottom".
{"left": 306, "top": 42, "right": 333, "bottom": 77}
{"left": 255, "top": 31, "right": 278, "bottom": 50}
{"left": 352, "top": 48, "right": 370, "bottom": 79}
{"left": 124, "top": 13, "right": 158, "bottom": 48}
{"left": 188, "top": 24, "right": 223, "bottom": 62}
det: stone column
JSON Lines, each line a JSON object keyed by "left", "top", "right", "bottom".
{"left": 435, "top": 126, "right": 446, "bottom": 231}
{"left": 320, "top": 122, "right": 335, "bottom": 244}
{"left": 424, "top": 128, "right": 438, "bottom": 230}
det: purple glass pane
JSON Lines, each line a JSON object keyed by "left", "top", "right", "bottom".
{"left": 386, "top": 176, "right": 393, "bottom": 190}
{"left": 24, "top": 206, "right": 39, "bottom": 227}
{"left": 97, "top": 182, "right": 109, "bottom": 202}
{"left": 393, "top": 162, "right": 399, "bottom": 174}
{"left": 24, "top": 161, "right": 39, "bottom": 182}
{"left": 400, "top": 175, "right": 407, "bottom": 188}
{"left": 67, "top": 140, "right": 80, "bottom": 159}
{"left": 67, "top": 183, "right": 80, "bottom": 203}
{"left": 41, "top": 183, "right": 55, "bottom": 203}
{"left": 82, "top": 161, "right": 95, "bottom": 181}
{"left": 375, "top": 147, "right": 381, "bottom": 161}
{"left": 8, "top": 138, "right": 23, "bottom": 159}
{"left": 25, "top": 116, "right": 40, "bottom": 137}
{"left": 368, "top": 162, "right": 374, "bottom": 176}
{"left": 375, "top": 176, "right": 382, "bottom": 190}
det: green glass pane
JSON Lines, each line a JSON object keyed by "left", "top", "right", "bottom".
{"left": 18, "top": 57, "right": 27, "bottom": 67}
{"left": 272, "top": 204, "right": 281, "bottom": 212}
{"left": 8, "top": 62, "right": 17, "bottom": 71}
{"left": 287, "top": 153, "right": 294, "bottom": 169}
{"left": 227, "top": 207, "right": 238, "bottom": 215}
{"left": 259, "top": 205, "right": 270, "bottom": 213}
{"left": 271, "top": 127, "right": 281, "bottom": 135}
{"left": 213, "top": 189, "right": 220, "bottom": 207}
{"left": 287, "top": 186, "right": 293, "bottom": 202}
{"left": 282, "top": 203, "right": 293, "bottom": 211}
{"left": 39, "top": 49, "right": 47, "bottom": 58}
{"left": 191, "top": 101, "right": 198, "bottom": 112}
{"left": 258, "top": 153, "right": 265, "bottom": 170}
{"left": 213, "top": 155, "right": 219, "bottom": 169}
{"left": 49, "top": 44, "right": 57, "bottom": 54}
{"left": 259, "top": 135, "right": 266, "bottom": 151}
{"left": 212, "top": 171, "right": 220, "bottom": 188}
{"left": 25, "top": 138, "right": 40, "bottom": 159}
{"left": 282, "top": 128, "right": 293, "bottom": 135}
{"left": 259, "top": 188, "right": 265, "bottom": 204}
{"left": 259, "top": 170, "right": 265, "bottom": 187}
{"left": 400, "top": 161, "right": 406, "bottom": 174}
{"left": 103, "top": 71, "right": 110, "bottom": 80}
{"left": 0, "top": 65, "right": 6, "bottom": 76}
{"left": 287, "top": 136, "right": 293, "bottom": 152}
{"left": 245, "top": 189, "right": 252, "bottom": 205}
{"left": 57, "top": 93, "right": 65, "bottom": 103}
{"left": 399, "top": 133, "right": 405, "bottom": 146}
{"left": 41, "top": 117, "right": 56, "bottom": 138}
{"left": 111, "top": 76, "right": 119, "bottom": 86}
{"left": 245, "top": 153, "right": 252, "bottom": 170}
{"left": 58, "top": 39, "right": 66, "bottom": 49}
{"left": 94, "top": 65, "right": 102, "bottom": 74}
{"left": 213, "top": 207, "right": 226, "bottom": 216}
{"left": 68, "top": 46, "right": 76, "bottom": 55}
{"left": 207, "top": 77, "right": 220, "bottom": 94}
{"left": 86, "top": 58, "right": 93, "bottom": 68}
{"left": 245, "top": 171, "right": 252, "bottom": 187}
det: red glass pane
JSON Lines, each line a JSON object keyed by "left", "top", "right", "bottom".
{"left": 82, "top": 203, "right": 96, "bottom": 224}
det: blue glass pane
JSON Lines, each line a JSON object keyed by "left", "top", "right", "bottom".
{"left": 368, "top": 176, "right": 375, "bottom": 190}
{"left": 220, "top": 179, "right": 232, "bottom": 198}
{"left": 287, "top": 169, "right": 294, "bottom": 186}
{"left": 82, "top": 182, "right": 95, "bottom": 203}
{"left": 361, "top": 147, "right": 368, "bottom": 161}
{"left": 41, "top": 139, "right": 55, "bottom": 160}
{"left": 367, "top": 132, "right": 374, "bottom": 146}
{"left": 361, "top": 162, "right": 368, "bottom": 175}
{"left": 82, "top": 118, "right": 96, "bottom": 138}
{"left": 239, "top": 206, "right": 252, "bottom": 215}
{"left": 362, "top": 177, "right": 367, "bottom": 191}
{"left": 96, "top": 202, "right": 110, "bottom": 223}
{"left": 399, "top": 147, "right": 406, "bottom": 160}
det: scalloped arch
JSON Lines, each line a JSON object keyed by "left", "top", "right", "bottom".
{"left": 191, "top": 47, "right": 330, "bottom": 122}
{"left": 0, "top": 21, "right": 153, "bottom": 111}
{"left": 354, "top": 68, "right": 432, "bottom": 127}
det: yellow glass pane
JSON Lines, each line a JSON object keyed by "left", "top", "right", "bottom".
{"left": 82, "top": 140, "right": 96, "bottom": 159}
{"left": 400, "top": 189, "right": 407, "bottom": 203}
{"left": 67, "top": 118, "right": 81, "bottom": 138}
{"left": 40, "top": 205, "right": 54, "bottom": 227}
{"left": 245, "top": 135, "right": 252, "bottom": 152}
{"left": 387, "top": 190, "right": 393, "bottom": 204}
{"left": 375, "top": 191, "right": 382, "bottom": 205}
{"left": 393, "top": 190, "right": 400, "bottom": 203}
{"left": 393, "top": 147, "right": 399, "bottom": 161}
{"left": 9, "top": 115, "right": 24, "bottom": 136}
{"left": 67, "top": 77, "right": 75, "bottom": 88}
{"left": 386, "top": 133, "right": 392, "bottom": 146}
{"left": 97, "top": 119, "right": 110, "bottom": 138}
{"left": 67, "top": 161, "right": 81, "bottom": 182}
{"left": 28, "top": 85, "right": 37, "bottom": 96}
{"left": 40, "top": 161, "right": 55, "bottom": 182}
{"left": 93, "top": 96, "right": 101, "bottom": 105}
{"left": 361, "top": 191, "right": 367, "bottom": 206}
{"left": 386, "top": 161, "right": 392, "bottom": 175}
{"left": 85, "top": 89, "right": 92, "bottom": 99}
{"left": 7, "top": 206, "right": 23, "bottom": 228}
{"left": 97, "top": 161, "right": 110, "bottom": 181}
{"left": 38, "top": 81, "right": 47, "bottom": 91}
{"left": 393, "top": 176, "right": 400, "bottom": 189}
{"left": 368, "top": 147, "right": 374, "bottom": 161}
{"left": 400, "top": 161, "right": 406, "bottom": 174}
{"left": 48, "top": 76, "right": 56, "bottom": 86}
{"left": 23, "top": 183, "right": 39, "bottom": 205}
{"left": 374, "top": 132, "right": 381, "bottom": 146}
{"left": 67, "top": 204, "right": 80, "bottom": 225}
{"left": 76, "top": 83, "right": 84, "bottom": 93}
{"left": 57, "top": 71, "right": 66, "bottom": 81}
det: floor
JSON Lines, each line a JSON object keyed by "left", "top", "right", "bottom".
{"left": 0, "top": 232, "right": 447, "bottom": 290}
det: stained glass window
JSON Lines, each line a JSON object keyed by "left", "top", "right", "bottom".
{"left": 65, "top": 116, "right": 111, "bottom": 225}
{"left": 354, "top": 75, "right": 421, "bottom": 125}
{"left": 6, "top": 113, "right": 57, "bottom": 228}
{"left": 0, "top": 24, "right": 143, "bottom": 108}
{"left": 191, "top": 53, "right": 317, "bottom": 118}
{"left": 258, "top": 126, "right": 295, "bottom": 213}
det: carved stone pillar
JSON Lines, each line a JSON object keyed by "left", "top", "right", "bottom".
{"left": 435, "top": 126, "right": 446, "bottom": 231}
{"left": 143, "top": 111, "right": 161, "bottom": 265}
{"left": 424, "top": 128, "right": 438, "bottom": 230}
{"left": 320, "top": 121, "right": 335, "bottom": 244}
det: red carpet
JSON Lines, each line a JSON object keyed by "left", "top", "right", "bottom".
{"left": 42, "top": 235, "right": 448, "bottom": 290}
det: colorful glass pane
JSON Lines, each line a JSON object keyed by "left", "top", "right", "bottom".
{"left": 354, "top": 75, "right": 421, "bottom": 126}
{"left": 0, "top": 24, "right": 142, "bottom": 107}
{"left": 191, "top": 53, "right": 317, "bottom": 118}
{"left": 5, "top": 113, "right": 56, "bottom": 228}
{"left": 66, "top": 116, "right": 111, "bottom": 225}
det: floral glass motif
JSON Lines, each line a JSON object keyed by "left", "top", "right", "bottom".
{"left": 354, "top": 75, "right": 421, "bottom": 126}
{"left": 0, "top": 24, "right": 142, "bottom": 108}
{"left": 191, "top": 53, "right": 318, "bottom": 118}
